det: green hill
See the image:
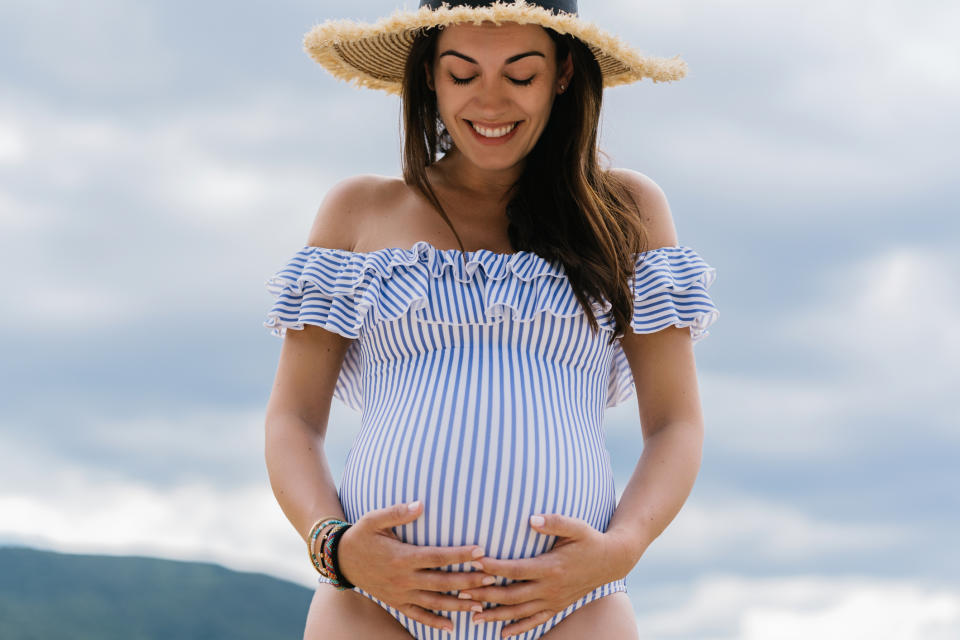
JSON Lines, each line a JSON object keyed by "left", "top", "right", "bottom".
{"left": 0, "top": 545, "right": 313, "bottom": 640}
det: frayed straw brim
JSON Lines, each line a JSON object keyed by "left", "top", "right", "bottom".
{"left": 304, "top": 0, "right": 687, "bottom": 95}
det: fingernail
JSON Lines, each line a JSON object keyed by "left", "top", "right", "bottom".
{"left": 471, "top": 561, "right": 484, "bottom": 570}
{"left": 408, "top": 500, "right": 420, "bottom": 511}
{"left": 471, "top": 604, "right": 483, "bottom": 613}
{"left": 471, "top": 547, "right": 485, "bottom": 559}
{"left": 458, "top": 592, "right": 472, "bottom": 600}
{"left": 530, "top": 515, "right": 545, "bottom": 527}
{"left": 482, "top": 575, "right": 496, "bottom": 585}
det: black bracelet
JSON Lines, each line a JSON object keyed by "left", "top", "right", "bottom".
{"left": 328, "top": 524, "right": 356, "bottom": 590}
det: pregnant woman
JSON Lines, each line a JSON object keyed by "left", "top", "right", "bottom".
{"left": 263, "top": 1, "right": 719, "bottom": 638}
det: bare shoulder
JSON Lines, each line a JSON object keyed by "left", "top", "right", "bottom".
{"left": 607, "top": 167, "right": 679, "bottom": 249}
{"left": 609, "top": 169, "right": 702, "bottom": 434}
{"left": 306, "top": 174, "right": 405, "bottom": 250}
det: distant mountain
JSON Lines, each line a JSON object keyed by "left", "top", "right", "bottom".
{"left": 0, "top": 545, "right": 313, "bottom": 640}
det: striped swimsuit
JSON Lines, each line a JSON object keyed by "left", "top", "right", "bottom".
{"left": 264, "top": 240, "right": 718, "bottom": 640}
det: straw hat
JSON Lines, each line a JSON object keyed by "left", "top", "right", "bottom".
{"left": 303, "top": 0, "right": 687, "bottom": 95}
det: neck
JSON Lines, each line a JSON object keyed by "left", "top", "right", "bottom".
{"left": 436, "top": 149, "right": 524, "bottom": 203}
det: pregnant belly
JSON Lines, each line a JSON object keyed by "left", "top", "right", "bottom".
{"left": 338, "top": 413, "right": 618, "bottom": 563}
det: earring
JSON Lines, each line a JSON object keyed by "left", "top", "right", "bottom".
{"left": 559, "top": 82, "right": 566, "bottom": 93}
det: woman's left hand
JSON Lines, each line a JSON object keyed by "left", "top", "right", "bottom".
{"left": 457, "top": 514, "right": 635, "bottom": 638}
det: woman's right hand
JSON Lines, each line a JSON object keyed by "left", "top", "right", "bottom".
{"left": 335, "top": 500, "right": 496, "bottom": 632}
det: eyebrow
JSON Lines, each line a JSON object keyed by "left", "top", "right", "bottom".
{"left": 437, "top": 50, "right": 545, "bottom": 65}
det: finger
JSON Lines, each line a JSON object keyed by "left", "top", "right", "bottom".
{"left": 472, "top": 555, "right": 553, "bottom": 580}
{"left": 473, "top": 600, "right": 550, "bottom": 624}
{"left": 415, "top": 568, "right": 498, "bottom": 593}
{"left": 413, "top": 589, "right": 486, "bottom": 615}
{"left": 396, "top": 603, "right": 454, "bottom": 633}
{"left": 528, "top": 513, "right": 586, "bottom": 538}
{"left": 501, "top": 609, "right": 557, "bottom": 637}
{"left": 459, "top": 579, "right": 540, "bottom": 605}
{"left": 373, "top": 500, "right": 424, "bottom": 529}
{"left": 411, "top": 543, "right": 487, "bottom": 569}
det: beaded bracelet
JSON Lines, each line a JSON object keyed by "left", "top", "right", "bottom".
{"left": 307, "top": 517, "right": 349, "bottom": 579}
{"left": 306, "top": 517, "right": 356, "bottom": 589}
{"left": 315, "top": 521, "right": 346, "bottom": 578}
{"left": 310, "top": 520, "right": 346, "bottom": 579}
{"left": 324, "top": 523, "right": 355, "bottom": 591}
{"left": 318, "top": 522, "right": 344, "bottom": 577}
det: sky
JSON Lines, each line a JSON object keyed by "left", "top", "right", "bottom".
{"left": 1, "top": 0, "right": 958, "bottom": 637}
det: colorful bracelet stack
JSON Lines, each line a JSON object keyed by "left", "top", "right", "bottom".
{"left": 306, "top": 516, "right": 355, "bottom": 591}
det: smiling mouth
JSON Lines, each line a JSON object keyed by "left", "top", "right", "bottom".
{"left": 465, "top": 120, "right": 521, "bottom": 138}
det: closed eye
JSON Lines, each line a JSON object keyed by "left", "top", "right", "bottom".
{"left": 450, "top": 74, "right": 536, "bottom": 86}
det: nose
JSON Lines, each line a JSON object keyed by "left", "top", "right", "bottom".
{"left": 473, "top": 78, "right": 512, "bottom": 117}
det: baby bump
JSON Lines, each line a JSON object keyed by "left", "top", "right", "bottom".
{"left": 338, "top": 413, "right": 618, "bottom": 562}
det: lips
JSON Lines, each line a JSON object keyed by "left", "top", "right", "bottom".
{"left": 466, "top": 120, "right": 520, "bottom": 128}
{"left": 466, "top": 119, "right": 521, "bottom": 138}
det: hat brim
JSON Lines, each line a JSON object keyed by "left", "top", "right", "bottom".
{"left": 304, "top": 0, "right": 687, "bottom": 95}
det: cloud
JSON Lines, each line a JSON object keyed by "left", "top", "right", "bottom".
{"left": 0, "top": 404, "right": 363, "bottom": 589}
{"left": 0, "top": 400, "right": 364, "bottom": 589}
{"left": 0, "top": 118, "right": 26, "bottom": 165}
{"left": 632, "top": 573, "right": 960, "bottom": 640}
{"left": 599, "top": 0, "right": 960, "bottom": 213}
{"left": 637, "top": 492, "right": 911, "bottom": 566}
{"left": 794, "top": 245, "right": 960, "bottom": 372}
{"left": 0, "top": 401, "right": 362, "bottom": 491}
{"left": 639, "top": 245, "right": 960, "bottom": 461}
{"left": 0, "top": 478, "right": 316, "bottom": 588}
{"left": 0, "top": 188, "right": 46, "bottom": 231}
{"left": 0, "top": 83, "right": 406, "bottom": 337}
{"left": 0, "top": 1, "right": 176, "bottom": 97}
{"left": 783, "top": 245, "right": 960, "bottom": 439}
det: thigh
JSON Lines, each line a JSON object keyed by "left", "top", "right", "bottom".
{"left": 303, "top": 586, "right": 414, "bottom": 640}
{"left": 542, "top": 592, "right": 639, "bottom": 640}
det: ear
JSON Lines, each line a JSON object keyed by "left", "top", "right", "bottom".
{"left": 558, "top": 51, "right": 573, "bottom": 91}
{"left": 424, "top": 61, "right": 435, "bottom": 92}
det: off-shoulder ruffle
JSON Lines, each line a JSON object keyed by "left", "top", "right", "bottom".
{"left": 263, "top": 240, "right": 718, "bottom": 411}
{"left": 605, "top": 246, "right": 719, "bottom": 408}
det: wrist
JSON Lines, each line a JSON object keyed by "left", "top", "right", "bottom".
{"left": 604, "top": 528, "right": 647, "bottom": 577}
{"left": 306, "top": 516, "right": 350, "bottom": 582}
{"left": 326, "top": 523, "right": 356, "bottom": 590}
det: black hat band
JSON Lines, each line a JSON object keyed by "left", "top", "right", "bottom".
{"left": 419, "top": 0, "right": 578, "bottom": 17}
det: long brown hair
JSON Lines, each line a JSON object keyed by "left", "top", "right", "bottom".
{"left": 400, "top": 25, "right": 648, "bottom": 343}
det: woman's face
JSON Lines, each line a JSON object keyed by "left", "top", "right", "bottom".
{"left": 426, "top": 22, "right": 573, "bottom": 172}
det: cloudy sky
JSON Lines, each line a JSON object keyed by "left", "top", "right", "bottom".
{"left": 1, "top": 0, "right": 958, "bottom": 637}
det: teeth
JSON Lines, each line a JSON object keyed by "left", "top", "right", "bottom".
{"left": 470, "top": 121, "right": 518, "bottom": 138}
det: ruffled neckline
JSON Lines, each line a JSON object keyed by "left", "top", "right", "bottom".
{"left": 322, "top": 240, "right": 525, "bottom": 258}
{"left": 265, "top": 238, "right": 709, "bottom": 334}
{"left": 299, "top": 239, "right": 571, "bottom": 284}
{"left": 298, "top": 239, "right": 690, "bottom": 283}
{"left": 309, "top": 238, "right": 683, "bottom": 259}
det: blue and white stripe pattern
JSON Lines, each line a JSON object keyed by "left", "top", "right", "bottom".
{"left": 264, "top": 241, "right": 717, "bottom": 639}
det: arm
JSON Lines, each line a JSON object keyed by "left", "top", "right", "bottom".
{"left": 606, "top": 326, "right": 704, "bottom": 565}
{"left": 264, "top": 323, "right": 353, "bottom": 543}
{"left": 263, "top": 177, "right": 368, "bottom": 543}
{"left": 604, "top": 169, "right": 706, "bottom": 567}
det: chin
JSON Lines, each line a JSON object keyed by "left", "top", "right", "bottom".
{"left": 468, "top": 156, "right": 523, "bottom": 171}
